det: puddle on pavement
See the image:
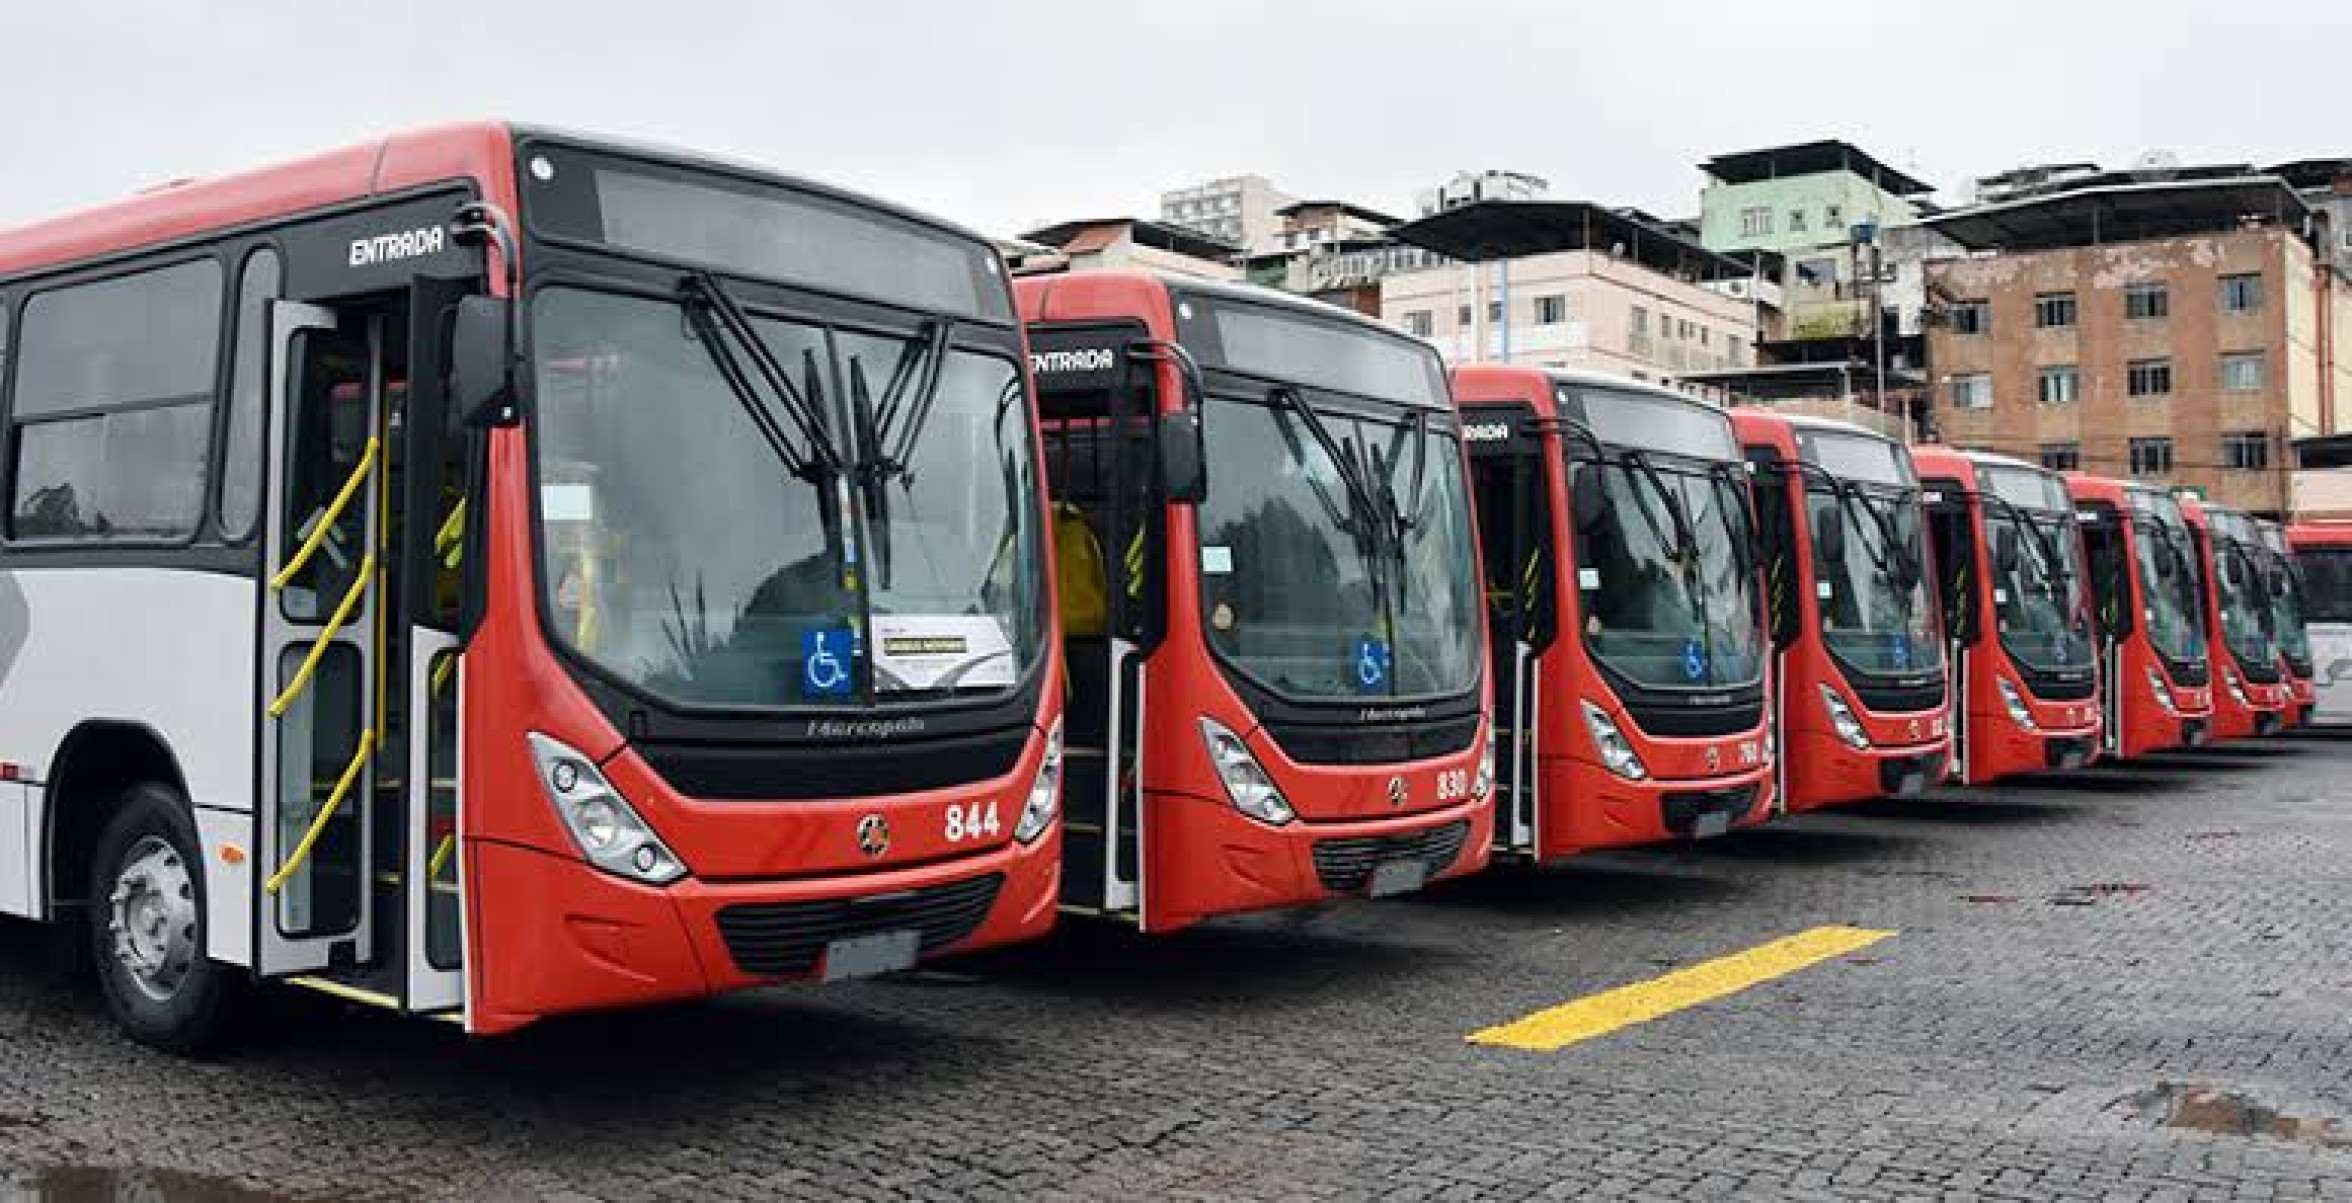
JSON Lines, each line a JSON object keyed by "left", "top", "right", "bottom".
{"left": 2127, "top": 1083, "right": 2350, "bottom": 1148}
{"left": 0, "top": 1166, "right": 296, "bottom": 1203}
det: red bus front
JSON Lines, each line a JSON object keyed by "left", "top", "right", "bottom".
{"left": 2255, "top": 520, "right": 2316, "bottom": 727}
{"left": 461, "top": 136, "right": 1065, "bottom": 1032}
{"left": 1019, "top": 272, "right": 1492, "bottom": 933}
{"left": 1458, "top": 366, "right": 1772, "bottom": 862}
{"left": 1734, "top": 411, "right": 1950, "bottom": 811}
{"left": 2183, "top": 501, "right": 2291, "bottom": 740}
{"left": 1911, "top": 449, "right": 2102, "bottom": 785}
{"left": 2066, "top": 476, "right": 2215, "bottom": 758}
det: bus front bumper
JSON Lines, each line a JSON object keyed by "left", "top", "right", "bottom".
{"left": 1535, "top": 755, "right": 1774, "bottom": 857}
{"left": 1147, "top": 791, "right": 1492, "bottom": 932}
{"left": 1783, "top": 730, "right": 1950, "bottom": 813}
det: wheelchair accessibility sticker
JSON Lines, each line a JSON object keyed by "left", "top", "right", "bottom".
{"left": 1353, "top": 635, "right": 1392, "bottom": 693}
{"left": 801, "top": 626, "right": 856, "bottom": 698}
{"left": 1683, "top": 638, "right": 1708, "bottom": 682}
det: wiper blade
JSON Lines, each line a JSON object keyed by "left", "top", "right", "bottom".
{"left": 1271, "top": 386, "right": 1385, "bottom": 540}
{"left": 1621, "top": 450, "right": 1696, "bottom": 561}
{"left": 877, "top": 320, "right": 953, "bottom": 478}
{"left": 680, "top": 274, "right": 846, "bottom": 478}
{"left": 846, "top": 356, "right": 894, "bottom": 588}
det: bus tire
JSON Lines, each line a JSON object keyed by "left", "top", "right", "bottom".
{"left": 88, "top": 783, "right": 245, "bottom": 1055}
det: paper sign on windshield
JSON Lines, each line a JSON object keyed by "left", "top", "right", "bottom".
{"left": 872, "top": 615, "right": 1017, "bottom": 691}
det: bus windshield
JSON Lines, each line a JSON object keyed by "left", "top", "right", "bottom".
{"left": 1573, "top": 453, "right": 1764, "bottom": 690}
{"left": 1196, "top": 395, "right": 1482, "bottom": 699}
{"left": 2258, "top": 528, "right": 2311, "bottom": 664}
{"left": 529, "top": 286, "right": 1046, "bottom": 710}
{"left": 1799, "top": 430, "right": 1939, "bottom": 676}
{"left": 2129, "top": 492, "right": 2206, "bottom": 668}
{"left": 2208, "top": 516, "right": 2276, "bottom": 668}
{"left": 1979, "top": 466, "right": 2092, "bottom": 675}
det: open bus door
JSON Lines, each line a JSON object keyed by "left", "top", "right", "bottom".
{"left": 253, "top": 271, "right": 472, "bottom": 1017}
{"left": 1922, "top": 476, "right": 1977, "bottom": 783}
{"left": 1031, "top": 324, "right": 1168, "bottom": 922}
{"left": 2075, "top": 497, "right": 2131, "bottom": 758}
{"left": 1462, "top": 405, "right": 1552, "bottom": 855}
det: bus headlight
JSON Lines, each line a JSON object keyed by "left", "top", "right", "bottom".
{"left": 1014, "top": 720, "right": 1063, "bottom": 844}
{"left": 2145, "top": 667, "right": 2178, "bottom": 715}
{"left": 1997, "top": 679, "right": 2037, "bottom": 731}
{"left": 1580, "top": 701, "right": 1648, "bottom": 781}
{"left": 2222, "top": 667, "right": 2249, "bottom": 707}
{"left": 1472, "top": 725, "right": 1496, "bottom": 800}
{"left": 1819, "top": 685, "right": 1871, "bottom": 750}
{"left": 527, "top": 732, "right": 686, "bottom": 885}
{"left": 1199, "top": 717, "right": 1294, "bottom": 825}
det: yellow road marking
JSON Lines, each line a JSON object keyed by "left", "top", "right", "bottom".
{"left": 1468, "top": 924, "right": 1894, "bottom": 1052}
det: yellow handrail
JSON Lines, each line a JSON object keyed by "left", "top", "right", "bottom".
{"left": 267, "top": 554, "right": 374, "bottom": 718}
{"left": 427, "top": 832, "right": 457, "bottom": 882}
{"left": 265, "top": 729, "right": 375, "bottom": 895}
{"left": 269, "top": 436, "right": 379, "bottom": 592}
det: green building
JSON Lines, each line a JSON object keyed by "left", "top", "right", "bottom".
{"left": 1697, "top": 140, "right": 1932, "bottom": 256}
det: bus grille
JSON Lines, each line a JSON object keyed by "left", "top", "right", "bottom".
{"left": 1265, "top": 712, "right": 1481, "bottom": 765}
{"left": 713, "top": 874, "right": 1003, "bottom": 977}
{"left": 1311, "top": 821, "right": 1471, "bottom": 893}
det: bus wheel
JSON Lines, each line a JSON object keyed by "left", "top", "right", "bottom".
{"left": 89, "top": 784, "right": 244, "bottom": 1054}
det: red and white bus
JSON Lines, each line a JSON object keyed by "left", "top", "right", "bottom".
{"left": 2064, "top": 475, "right": 2214, "bottom": 758}
{"left": 2182, "top": 500, "right": 2292, "bottom": 739}
{"left": 1733, "top": 411, "right": 1950, "bottom": 811}
{"left": 2254, "top": 519, "right": 2315, "bottom": 727}
{"left": 1909, "top": 449, "right": 2102, "bottom": 784}
{"left": 1454, "top": 366, "right": 1772, "bottom": 861}
{"left": 2287, "top": 522, "right": 2352, "bottom": 724}
{"left": 0, "top": 124, "right": 1066, "bottom": 1049}
{"left": 1016, "top": 272, "right": 1492, "bottom": 931}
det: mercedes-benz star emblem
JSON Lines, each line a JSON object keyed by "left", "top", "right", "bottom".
{"left": 1704, "top": 745, "right": 1721, "bottom": 771}
{"left": 1385, "top": 776, "right": 1406, "bottom": 808}
{"left": 855, "top": 813, "right": 891, "bottom": 857}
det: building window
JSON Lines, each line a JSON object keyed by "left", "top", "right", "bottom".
{"left": 1824, "top": 203, "right": 1843, "bottom": 229}
{"left": 1788, "top": 209, "right": 1808, "bottom": 234}
{"left": 2129, "top": 437, "right": 2174, "bottom": 476}
{"left": 2127, "top": 358, "right": 2173, "bottom": 398}
{"left": 1678, "top": 318, "right": 1693, "bottom": 340}
{"left": 1698, "top": 326, "right": 1711, "bottom": 347}
{"left": 1739, "top": 207, "right": 1773, "bottom": 238}
{"left": 8, "top": 258, "right": 223, "bottom": 542}
{"left": 2221, "top": 351, "right": 2265, "bottom": 392}
{"left": 2038, "top": 365, "right": 2080, "bottom": 406}
{"left": 1950, "top": 299, "right": 1990, "bottom": 335}
{"left": 2124, "top": 283, "right": 2168, "bottom": 320}
{"left": 1948, "top": 373, "right": 1992, "bottom": 410}
{"left": 1457, "top": 304, "right": 1472, "bottom": 326}
{"left": 1401, "top": 310, "right": 1434, "bottom": 337}
{"left": 2220, "top": 273, "right": 2264, "bottom": 312}
{"left": 2222, "top": 431, "right": 2270, "bottom": 471}
{"left": 1630, "top": 306, "right": 1650, "bottom": 336}
{"left": 2034, "top": 292, "right": 2077, "bottom": 328}
{"left": 1487, "top": 300, "right": 1503, "bottom": 323}
{"left": 1533, "top": 295, "right": 1567, "bottom": 325}
{"left": 2040, "top": 442, "right": 2082, "bottom": 472}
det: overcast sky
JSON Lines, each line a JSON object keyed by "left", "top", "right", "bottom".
{"left": 3, "top": 3, "right": 2344, "bottom": 239}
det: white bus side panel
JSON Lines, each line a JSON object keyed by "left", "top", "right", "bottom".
{"left": 2315, "top": 621, "right": 2352, "bottom": 724}
{"left": 0, "top": 569, "right": 256, "bottom": 957}
{"left": 0, "top": 784, "right": 32, "bottom": 918}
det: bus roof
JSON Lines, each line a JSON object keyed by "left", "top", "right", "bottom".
{"left": 1450, "top": 362, "right": 1708, "bottom": 413}
{"left": 0, "top": 122, "right": 1000, "bottom": 284}
{"left": 2288, "top": 521, "right": 2352, "bottom": 550}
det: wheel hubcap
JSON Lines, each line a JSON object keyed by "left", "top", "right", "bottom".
{"left": 108, "top": 836, "right": 197, "bottom": 1002}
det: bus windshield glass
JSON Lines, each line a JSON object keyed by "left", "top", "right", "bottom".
{"left": 2128, "top": 490, "right": 2206, "bottom": 667}
{"left": 1196, "top": 395, "right": 1481, "bottom": 699}
{"left": 1978, "top": 465, "right": 2093, "bottom": 675}
{"left": 1569, "top": 407, "right": 1763, "bottom": 690}
{"left": 529, "top": 286, "right": 1045, "bottom": 710}
{"left": 2259, "top": 527, "right": 2311, "bottom": 663}
{"left": 2210, "top": 513, "right": 2277, "bottom": 667}
{"left": 1799, "top": 430, "right": 1939, "bottom": 676}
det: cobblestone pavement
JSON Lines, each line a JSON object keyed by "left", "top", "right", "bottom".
{"left": 2, "top": 733, "right": 2350, "bottom": 1201}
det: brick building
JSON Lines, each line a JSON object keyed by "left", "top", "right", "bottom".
{"left": 1921, "top": 171, "right": 2352, "bottom": 515}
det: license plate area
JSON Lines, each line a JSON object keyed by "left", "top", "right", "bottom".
{"left": 1367, "top": 858, "right": 1429, "bottom": 898}
{"left": 1889, "top": 770, "right": 1926, "bottom": 798}
{"left": 1691, "top": 810, "right": 1733, "bottom": 839}
{"left": 821, "top": 929, "right": 920, "bottom": 982}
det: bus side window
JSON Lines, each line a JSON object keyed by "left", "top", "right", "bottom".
{"left": 2080, "top": 505, "right": 2130, "bottom": 639}
{"left": 1742, "top": 446, "right": 1799, "bottom": 651}
{"left": 1922, "top": 477, "right": 1976, "bottom": 645}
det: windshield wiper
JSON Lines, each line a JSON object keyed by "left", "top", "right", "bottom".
{"left": 679, "top": 274, "right": 847, "bottom": 480}
{"left": 1270, "top": 386, "right": 1386, "bottom": 541}
{"left": 1619, "top": 450, "right": 1696, "bottom": 562}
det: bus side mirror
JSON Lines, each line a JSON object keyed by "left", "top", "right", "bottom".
{"left": 1157, "top": 411, "right": 1206, "bottom": 505}
{"left": 1994, "top": 527, "right": 2020, "bottom": 574}
{"left": 451, "top": 296, "right": 517, "bottom": 428}
{"left": 1571, "top": 465, "right": 1607, "bottom": 531}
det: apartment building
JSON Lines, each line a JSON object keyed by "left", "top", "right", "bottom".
{"left": 1158, "top": 175, "right": 1295, "bottom": 254}
{"left": 1380, "top": 199, "right": 1760, "bottom": 388}
{"left": 1922, "top": 170, "right": 2352, "bottom": 515}
{"left": 1013, "top": 217, "right": 1240, "bottom": 280}
{"left": 1699, "top": 140, "right": 1932, "bottom": 258}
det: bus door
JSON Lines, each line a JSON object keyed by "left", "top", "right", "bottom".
{"left": 2076, "top": 500, "right": 2129, "bottom": 755}
{"left": 1462, "top": 406, "right": 1550, "bottom": 854}
{"left": 256, "top": 302, "right": 382, "bottom": 977}
{"left": 1922, "top": 478, "right": 1976, "bottom": 782}
{"left": 1032, "top": 324, "right": 1166, "bottom": 919}
{"left": 1742, "top": 444, "right": 1803, "bottom": 814}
